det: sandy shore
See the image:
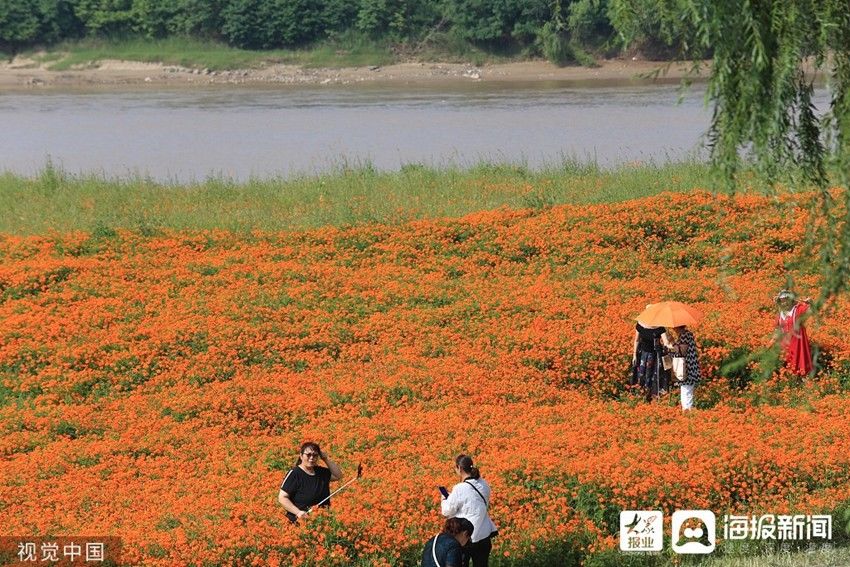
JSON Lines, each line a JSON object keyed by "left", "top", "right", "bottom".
{"left": 0, "top": 56, "right": 704, "bottom": 90}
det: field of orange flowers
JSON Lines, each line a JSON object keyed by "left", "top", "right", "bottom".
{"left": 1, "top": 190, "right": 850, "bottom": 566}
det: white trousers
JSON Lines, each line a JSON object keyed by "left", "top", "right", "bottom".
{"left": 680, "top": 384, "right": 695, "bottom": 410}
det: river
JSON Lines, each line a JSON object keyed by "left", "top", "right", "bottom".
{"left": 2, "top": 81, "right": 716, "bottom": 182}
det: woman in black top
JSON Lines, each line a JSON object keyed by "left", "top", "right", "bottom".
{"left": 278, "top": 442, "right": 342, "bottom": 523}
{"left": 631, "top": 315, "right": 670, "bottom": 400}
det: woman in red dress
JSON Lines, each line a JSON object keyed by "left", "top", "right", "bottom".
{"left": 774, "top": 290, "right": 813, "bottom": 376}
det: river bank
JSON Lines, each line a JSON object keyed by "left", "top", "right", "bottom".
{"left": 0, "top": 56, "right": 702, "bottom": 90}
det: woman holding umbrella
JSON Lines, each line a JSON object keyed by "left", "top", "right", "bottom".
{"left": 634, "top": 302, "right": 703, "bottom": 406}
{"left": 632, "top": 304, "right": 670, "bottom": 401}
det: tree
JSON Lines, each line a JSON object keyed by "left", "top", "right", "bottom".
{"left": 444, "top": 0, "right": 549, "bottom": 47}
{"left": 0, "top": 0, "right": 41, "bottom": 53}
{"left": 72, "top": 0, "right": 136, "bottom": 36}
{"left": 612, "top": 0, "right": 850, "bottom": 309}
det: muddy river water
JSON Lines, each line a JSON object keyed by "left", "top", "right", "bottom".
{"left": 1, "top": 81, "right": 729, "bottom": 181}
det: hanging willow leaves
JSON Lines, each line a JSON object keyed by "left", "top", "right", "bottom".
{"left": 611, "top": 0, "right": 850, "bottom": 313}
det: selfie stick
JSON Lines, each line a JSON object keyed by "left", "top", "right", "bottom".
{"left": 307, "top": 462, "right": 363, "bottom": 513}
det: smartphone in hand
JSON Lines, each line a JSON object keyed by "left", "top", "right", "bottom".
{"left": 438, "top": 486, "right": 449, "bottom": 499}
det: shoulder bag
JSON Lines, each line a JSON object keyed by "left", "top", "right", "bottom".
{"left": 432, "top": 534, "right": 441, "bottom": 567}
{"left": 672, "top": 357, "right": 687, "bottom": 382}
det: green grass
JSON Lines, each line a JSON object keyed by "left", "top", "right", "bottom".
{"left": 412, "top": 31, "right": 533, "bottom": 67}
{"left": 31, "top": 51, "right": 64, "bottom": 64}
{"left": 26, "top": 36, "right": 397, "bottom": 72}
{"left": 0, "top": 159, "right": 718, "bottom": 235}
{"left": 22, "top": 33, "right": 554, "bottom": 72}
{"left": 21, "top": 33, "right": 523, "bottom": 72}
{"left": 698, "top": 546, "right": 850, "bottom": 566}
{"left": 296, "top": 34, "right": 398, "bottom": 68}
{"left": 582, "top": 546, "right": 850, "bottom": 567}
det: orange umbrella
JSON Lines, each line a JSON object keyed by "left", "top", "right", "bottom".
{"left": 636, "top": 301, "right": 703, "bottom": 328}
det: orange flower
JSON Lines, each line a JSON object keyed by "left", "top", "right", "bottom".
{"left": 0, "top": 191, "right": 848, "bottom": 564}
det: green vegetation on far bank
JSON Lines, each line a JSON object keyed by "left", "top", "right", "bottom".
{"left": 0, "top": 0, "right": 673, "bottom": 68}
{"left": 1, "top": 159, "right": 721, "bottom": 235}
{"left": 19, "top": 33, "right": 531, "bottom": 72}
{"left": 28, "top": 36, "right": 405, "bottom": 72}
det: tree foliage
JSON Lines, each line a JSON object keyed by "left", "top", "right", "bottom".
{"left": 441, "top": 0, "right": 549, "bottom": 45}
{"left": 613, "top": 0, "right": 850, "bottom": 306}
{"left": 0, "top": 0, "right": 83, "bottom": 52}
{"left": 0, "top": 0, "right": 623, "bottom": 63}
{"left": 354, "top": 0, "right": 439, "bottom": 41}
{"left": 0, "top": 0, "right": 41, "bottom": 47}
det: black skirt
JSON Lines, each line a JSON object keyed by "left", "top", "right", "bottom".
{"left": 632, "top": 349, "right": 670, "bottom": 397}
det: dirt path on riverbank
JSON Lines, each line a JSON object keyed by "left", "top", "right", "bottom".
{"left": 0, "top": 56, "right": 703, "bottom": 90}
